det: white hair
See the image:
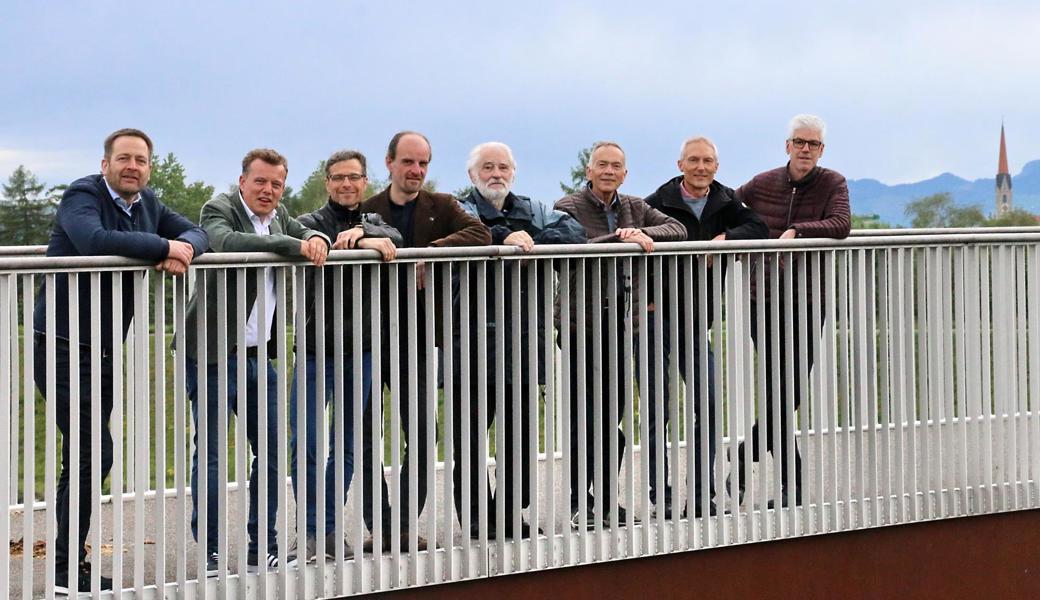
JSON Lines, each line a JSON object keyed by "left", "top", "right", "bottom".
{"left": 466, "top": 141, "right": 517, "bottom": 176}
{"left": 678, "top": 136, "right": 719, "bottom": 160}
{"left": 589, "top": 140, "right": 625, "bottom": 160}
{"left": 787, "top": 114, "right": 827, "bottom": 142}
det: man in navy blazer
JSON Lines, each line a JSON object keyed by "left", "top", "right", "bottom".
{"left": 32, "top": 128, "right": 207, "bottom": 594}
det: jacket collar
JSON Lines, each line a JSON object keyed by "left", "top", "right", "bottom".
{"left": 468, "top": 190, "right": 532, "bottom": 223}
{"left": 786, "top": 163, "right": 821, "bottom": 188}
{"left": 657, "top": 176, "right": 727, "bottom": 220}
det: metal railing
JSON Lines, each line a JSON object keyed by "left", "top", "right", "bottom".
{"left": 3, "top": 230, "right": 1040, "bottom": 598}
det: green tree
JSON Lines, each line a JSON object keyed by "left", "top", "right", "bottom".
{"left": 0, "top": 165, "right": 54, "bottom": 245}
{"left": 365, "top": 177, "right": 388, "bottom": 199}
{"left": 452, "top": 185, "right": 475, "bottom": 199}
{"left": 851, "top": 213, "right": 891, "bottom": 229}
{"left": 560, "top": 146, "right": 591, "bottom": 195}
{"left": 987, "top": 207, "right": 1039, "bottom": 227}
{"left": 282, "top": 161, "right": 327, "bottom": 217}
{"left": 904, "top": 192, "right": 985, "bottom": 228}
{"left": 148, "top": 153, "right": 214, "bottom": 223}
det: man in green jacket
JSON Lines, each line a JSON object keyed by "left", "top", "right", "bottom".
{"left": 184, "top": 148, "right": 330, "bottom": 575}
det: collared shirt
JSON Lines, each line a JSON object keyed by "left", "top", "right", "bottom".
{"left": 103, "top": 178, "right": 139, "bottom": 217}
{"left": 679, "top": 179, "right": 709, "bottom": 220}
{"left": 239, "top": 193, "right": 277, "bottom": 349}
{"left": 587, "top": 183, "right": 620, "bottom": 231}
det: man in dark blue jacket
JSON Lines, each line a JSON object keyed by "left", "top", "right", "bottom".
{"left": 641, "top": 136, "right": 766, "bottom": 519}
{"left": 32, "top": 128, "right": 207, "bottom": 593}
{"left": 454, "top": 142, "right": 586, "bottom": 540}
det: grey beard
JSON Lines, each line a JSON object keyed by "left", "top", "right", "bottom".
{"left": 475, "top": 181, "right": 509, "bottom": 211}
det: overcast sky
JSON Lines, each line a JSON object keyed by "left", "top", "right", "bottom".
{"left": 2, "top": 1, "right": 1038, "bottom": 205}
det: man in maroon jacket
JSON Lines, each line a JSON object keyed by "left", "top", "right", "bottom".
{"left": 731, "top": 114, "right": 850, "bottom": 509}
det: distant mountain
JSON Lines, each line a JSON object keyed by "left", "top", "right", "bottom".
{"left": 848, "top": 160, "right": 1040, "bottom": 226}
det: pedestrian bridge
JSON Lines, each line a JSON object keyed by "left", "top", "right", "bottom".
{"left": 2, "top": 229, "right": 1039, "bottom": 598}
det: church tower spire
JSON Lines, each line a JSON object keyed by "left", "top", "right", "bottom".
{"left": 996, "top": 122, "right": 1012, "bottom": 215}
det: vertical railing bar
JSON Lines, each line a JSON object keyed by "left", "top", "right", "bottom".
{"left": 528, "top": 260, "right": 544, "bottom": 566}
{"left": 835, "top": 250, "right": 852, "bottom": 531}
{"left": 1013, "top": 246, "right": 1028, "bottom": 509}
{"left": 173, "top": 272, "right": 188, "bottom": 594}
{"left": 44, "top": 272, "right": 57, "bottom": 600}
{"left": 807, "top": 252, "right": 823, "bottom": 534}
{"left": 20, "top": 275, "right": 35, "bottom": 600}
{"left": 423, "top": 264, "right": 438, "bottom": 584}
{"left": 474, "top": 261, "right": 488, "bottom": 575}
{"left": 876, "top": 251, "right": 891, "bottom": 525}
{"left": 133, "top": 271, "right": 150, "bottom": 595}
{"left": 234, "top": 267, "right": 249, "bottom": 596}
{"left": 542, "top": 259, "right": 557, "bottom": 567}
{"left": 711, "top": 252, "right": 726, "bottom": 545}
{"left": 636, "top": 256, "right": 651, "bottom": 552}
{"left": 66, "top": 272, "right": 81, "bottom": 595}
{"left": 953, "top": 249, "right": 971, "bottom": 515}
{"left": 979, "top": 248, "right": 995, "bottom": 513}
{"left": 275, "top": 267, "right": 289, "bottom": 599}
{"left": 620, "top": 256, "right": 634, "bottom": 554}
{"left": 0, "top": 276, "right": 13, "bottom": 597}
{"left": 604, "top": 256, "right": 619, "bottom": 553}
{"left": 493, "top": 260, "right": 507, "bottom": 572}
{"left": 154, "top": 272, "right": 168, "bottom": 592}
{"left": 904, "top": 248, "right": 919, "bottom": 523}
{"left": 666, "top": 255, "right": 681, "bottom": 549}
{"left": 440, "top": 260, "right": 454, "bottom": 582}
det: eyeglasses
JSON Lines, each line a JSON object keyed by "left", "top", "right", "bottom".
{"left": 789, "top": 138, "right": 823, "bottom": 150}
{"left": 328, "top": 173, "right": 366, "bottom": 183}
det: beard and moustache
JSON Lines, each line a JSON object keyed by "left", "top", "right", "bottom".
{"left": 474, "top": 178, "right": 510, "bottom": 211}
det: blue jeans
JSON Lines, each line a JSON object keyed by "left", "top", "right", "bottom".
{"left": 188, "top": 356, "right": 281, "bottom": 555}
{"left": 289, "top": 353, "right": 373, "bottom": 537}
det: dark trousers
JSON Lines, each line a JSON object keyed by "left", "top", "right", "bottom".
{"left": 748, "top": 297, "right": 822, "bottom": 494}
{"left": 187, "top": 356, "right": 281, "bottom": 554}
{"left": 449, "top": 335, "right": 534, "bottom": 526}
{"left": 641, "top": 314, "right": 716, "bottom": 505}
{"left": 360, "top": 345, "right": 432, "bottom": 533}
{"left": 562, "top": 318, "right": 629, "bottom": 511}
{"left": 33, "top": 336, "right": 114, "bottom": 571}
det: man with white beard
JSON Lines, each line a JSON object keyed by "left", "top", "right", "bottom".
{"left": 453, "top": 142, "right": 586, "bottom": 539}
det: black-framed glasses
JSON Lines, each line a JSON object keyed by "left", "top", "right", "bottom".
{"left": 328, "top": 173, "right": 366, "bottom": 183}
{"left": 789, "top": 138, "right": 823, "bottom": 150}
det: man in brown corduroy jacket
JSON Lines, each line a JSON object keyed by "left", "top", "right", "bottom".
{"left": 730, "top": 114, "right": 851, "bottom": 509}
{"left": 554, "top": 141, "right": 686, "bottom": 530}
{"left": 359, "top": 131, "right": 490, "bottom": 552}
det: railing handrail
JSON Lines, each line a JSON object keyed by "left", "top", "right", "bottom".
{"left": 3, "top": 228, "right": 1040, "bottom": 272}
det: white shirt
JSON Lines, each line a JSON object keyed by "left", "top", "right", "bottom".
{"left": 103, "top": 179, "right": 140, "bottom": 216}
{"left": 239, "top": 194, "right": 277, "bottom": 349}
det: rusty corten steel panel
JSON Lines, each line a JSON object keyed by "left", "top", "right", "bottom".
{"left": 360, "top": 509, "right": 1040, "bottom": 600}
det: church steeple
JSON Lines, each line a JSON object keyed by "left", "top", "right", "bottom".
{"left": 996, "top": 122, "right": 1012, "bottom": 215}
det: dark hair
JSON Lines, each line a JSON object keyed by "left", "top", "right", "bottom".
{"left": 386, "top": 131, "right": 431, "bottom": 161}
{"left": 241, "top": 148, "right": 288, "bottom": 174}
{"left": 104, "top": 128, "right": 153, "bottom": 159}
{"left": 325, "top": 150, "right": 368, "bottom": 178}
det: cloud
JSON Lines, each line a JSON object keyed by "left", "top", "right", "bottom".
{"left": 0, "top": 147, "right": 96, "bottom": 185}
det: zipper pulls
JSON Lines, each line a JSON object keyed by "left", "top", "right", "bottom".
{"left": 785, "top": 186, "right": 796, "bottom": 228}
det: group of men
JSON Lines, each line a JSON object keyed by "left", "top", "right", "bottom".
{"left": 32, "top": 114, "right": 849, "bottom": 592}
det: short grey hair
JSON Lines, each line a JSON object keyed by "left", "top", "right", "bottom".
{"left": 678, "top": 136, "right": 719, "bottom": 161}
{"left": 787, "top": 114, "right": 827, "bottom": 143}
{"left": 466, "top": 141, "right": 516, "bottom": 175}
{"left": 589, "top": 140, "right": 625, "bottom": 161}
